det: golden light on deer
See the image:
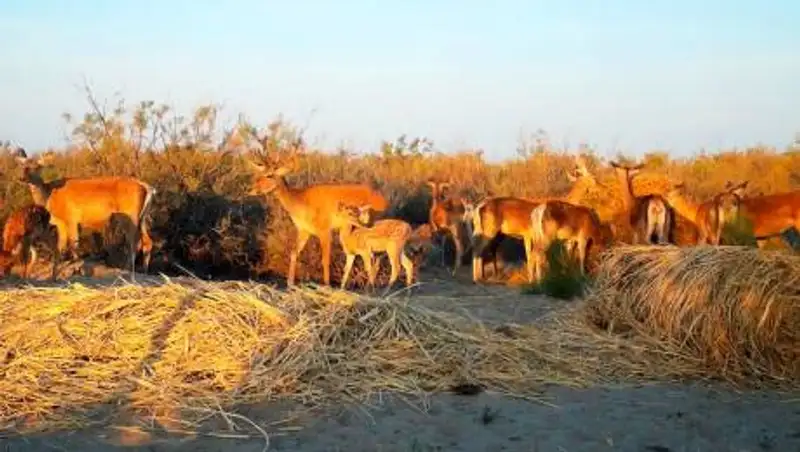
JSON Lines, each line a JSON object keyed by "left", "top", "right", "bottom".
{"left": 15, "top": 149, "right": 156, "bottom": 280}
{"left": 663, "top": 183, "right": 730, "bottom": 245}
{"left": 426, "top": 179, "right": 472, "bottom": 276}
{"left": 723, "top": 180, "right": 800, "bottom": 248}
{"left": 246, "top": 138, "right": 389, "bottom": 287}
{"left": 0, "top": 205, "right": 51, "bottom": 279}
{"left": 609, "top": 160, "right": 675, "bottom": 245}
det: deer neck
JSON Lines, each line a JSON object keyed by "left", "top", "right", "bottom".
{"left": 269, "top": 177, "right": 306, "bottom": 217}
{"left": 665, "top": 193, "right": 700, "bottom": 224}
{"left": 616, "top": 171, "right": 635, "bottom": 212}
{"left": 25, "top": 175, "right": 51, "bottom": 207}
{"left": 337, "top": 223, "right": 362, "bottom": 253}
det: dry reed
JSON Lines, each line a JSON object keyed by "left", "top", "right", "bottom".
{"left": 585, "top": 245, "right": 800, "bottom": 383}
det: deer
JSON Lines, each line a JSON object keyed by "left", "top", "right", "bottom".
{"left": 663, "top": 183, "right": 731, "bottom": 245}
{"left": 334, "top": 202, "right": 422, "bottom": 290}
{"left": 246, "top": 142, "right": 389, "bottom": 287}
{"left": 529, "top": 199, "right": 608, "bottom": 282}
{"left": 14, "top": 149, "right": 156, "bottom": 280}
{"left": 0, "top": 205, "right": 52, "bottom": 279}
{"left": 426, "top": 180, "right": 473, "bottom": 275}
{"left": 609, "top": 161, "right": 675, "bottom": 245}
{"left": 465, "top": 155, "right": 605, "bottom": 283}
{"left": 722, "top": 181, "right": 800, "bottom": 248}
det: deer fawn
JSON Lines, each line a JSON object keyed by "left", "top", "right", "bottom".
{"left": 15, "top": 149, "right": 156, "bottom": 279}
{"left": 247, "top": 143, "right": 388, "bottom": 287}
{"left": 609, "top": 161, "right": 675, "bottom": 245}
{"left": 529, "top": 200, "right": 607, "bottom": 282}
{"left": 334, "top": 202, "right": 418, "bottom": 290}
{"left": 0, "top": 204, "right": 52, "bottom": 279}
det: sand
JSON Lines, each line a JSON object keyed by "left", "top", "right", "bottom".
{"left": 0, "top": 266, "right": 798, "bottom": 452}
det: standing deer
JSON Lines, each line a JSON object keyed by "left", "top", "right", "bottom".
{"left": 247, "top": 145, "right": 389, "bottom": 287}
{"left": 0, "top": 204, "right": 52, "bottom": 279}
{"left": 334, "top": 202, "right": 419, "bottom": 290}
{"left": 426, "top": 180, "right": 472, "bottom": 275}
{"left": 609, "top": 161, "right": 675, "bottom": 245}
{"left": 663, "top": 183, "right": 728, "bottom": 245}
{"left": 529, "top": 200, "right": 607, "bottom": 282}
{"left": 722, "top": 181, "right": 800, "bottom": 248}
{"left": 15, "top": 149, "right": 156, "bottom": 279}
{"left": 465, "top": 155, "right": 605, "bottom": 283}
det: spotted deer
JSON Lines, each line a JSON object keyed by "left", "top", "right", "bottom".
{"left": 333, "top": 202, "right": 417, "bottom": 290}
{"left": 247, "top": 140, "right": 389, "bottom": 287}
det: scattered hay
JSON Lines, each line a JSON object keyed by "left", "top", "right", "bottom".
{"left": 585, "top": 245, "right": 800, "bottom": 384}
{"left": 0, "top": 280, "right": 602, "bottom": 435}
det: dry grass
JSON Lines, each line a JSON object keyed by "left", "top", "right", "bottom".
{"left": 584, "top": 245, "right": 800, "bottom": 383}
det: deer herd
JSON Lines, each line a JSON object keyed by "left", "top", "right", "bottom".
{"left": 0, "top": 142, "right": 799, "bottom": 292}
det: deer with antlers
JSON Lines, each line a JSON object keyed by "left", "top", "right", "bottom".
{"left": 609, "top": 161, "right": 675, "bottom": 245}
{"left": 465, "top": 155, "right": 604, "bottom": 283}
{"left": 14, "top": 149, "right": 156, "bottom": 279}
{"left": 721, "top": 181, "right": 800, "bottom": 248}
{"left": 247, "top": 139, "right": 389, "bottom": 287}
{"left": 426, "top": 180, "right": 473, "bottom": 275}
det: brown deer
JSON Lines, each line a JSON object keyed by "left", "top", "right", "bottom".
{"left": 609, "top": 161, "right": 675, "bottom": 245}
{"left": 529, "top": 200, "right": 608, "bottom": 281}
{"left": 465, "top": 155, "right": 604, "bottom": 283}
{"left": 722, "top": 181, "right": 800, "bottom": 248}
{"left": 0, "top": 204, "right": 52, "bottom": 279}
{"left": 15, "top": 150, "right": 156, "bottom": 279}
{"left": 663, "top": 183, "right": 729, "bottom": 245}
{"left": 247, "top": 144, "right": 389, "bottom": 287}
{"left": 426, "top": 180, "right": 472, "bottom": 275}
{"left": 334, "top": 202, "right": 420, "bottom": 290}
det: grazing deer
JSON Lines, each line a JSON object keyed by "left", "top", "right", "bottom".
{"left": 0, "top": 204, "right": 52, "bottom": 279}
{"left": 334, "top": 202, "right": 417, "bottom": 290}
{"left": 426, "top": 180, "right": 472, "bottom": 275}
{"left": 609, "top": 161, "right": 675, "bottom": 245}
{"left": 465, "top": 155, "right": 604, "bottom": 283}
{"left": 247, "top": 145, "right": 389, "bottom": 287}
{"left": 529, "top": 200, "right": 607, "bottom": 282}
{"left": 15, "top": 150, "right": 156, "bottom": 279}
{"left": 663, "top": 183, "right": 728, "bottom": 245}
{"left": 722, "top": 181, "right": 800, "bottom": 248}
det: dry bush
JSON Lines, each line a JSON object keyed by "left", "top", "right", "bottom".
{"left": 584, "top": 245, "right": 800, "bottom": 382}
{"left": 1, "top": 96, "right": 799, "bottom": 284}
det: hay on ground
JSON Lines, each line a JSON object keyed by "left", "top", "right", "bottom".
{"left": 585, "top": 245, "right": 800, "bottom": 382}
{"left": 0, "top": 280, "right": 603, "bottom": 435}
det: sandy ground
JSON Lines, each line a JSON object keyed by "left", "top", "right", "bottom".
{"left": 1, "top": 263, "right": 798, "bottom": 451}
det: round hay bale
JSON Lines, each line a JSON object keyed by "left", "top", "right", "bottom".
{"left": 585, "top": 245, "right": 800, "bottom": 383}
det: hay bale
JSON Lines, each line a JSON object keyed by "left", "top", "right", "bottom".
{"left": 0, "top": 280, "right": 599, "bottom": 434}
{"left": 585, "top": 245, "right": 800, "bottom": 383}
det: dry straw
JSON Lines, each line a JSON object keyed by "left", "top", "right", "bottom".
{"left": 585, "top": 245, "right": 800, "bottom": 384}
{"left": 0, "top": 279, "right": 602, "bottom": 435}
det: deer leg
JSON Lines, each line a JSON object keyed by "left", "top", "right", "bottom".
{"left": 401, "top": 252, "right": 415, "bottom": 286}
{"left": 319, "top": 231, "right": 333, "bottom": 286}
{"left": 387, "top": 248, "right": 401, "bottom": 288}
{"left": 138, "top": 222, "right": 153, "bottom": 272}
{"left": 50, "top": 220, "right": 70, "bottom": 281}
{"left": 288, "top": 229, "right": 311, "bottom": 286}
{"left": 362, "top": 252, "right": 376, "bottom": 292}
{"left": 523, "top": 235, "right": 535, "bottom": 283}
{"left": 340, "top": 254, "right": 356, "bottom": 290}
{"left": 448, "top": 224, "right": 463, "bottom": 276}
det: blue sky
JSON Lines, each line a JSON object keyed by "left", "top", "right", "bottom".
{"left": 1, "top": 0, "right": 798, "bottom": 161}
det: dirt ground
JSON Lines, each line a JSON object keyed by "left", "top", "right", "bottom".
{"left": 1, "top": 263, "right": 798, "bottom": 452}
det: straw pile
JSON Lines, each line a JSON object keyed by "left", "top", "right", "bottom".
{"left": 0, "top": 280, "right": 605, "bottom": 435}
{"left": 585, "top": 245, "right": 800, "bottom": 383}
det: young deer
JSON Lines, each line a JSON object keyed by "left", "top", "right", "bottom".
{"left": 529, "top": 200, "right": 607, "bottom": 281}
{"left": 426, "top": 180, "right": 472, "bottom": 275}
{"left": 334, "top": 202, "right": 416, "bottom": 290}
{"left": 609, "top": 161, "right": 675, "bottom": 245}
{"left": 247, "top": 144, "right": 389, "bottom": 287}
{"left": 0, "top": 204, "right": 52, "bottom": 278}
{"left": 15, "top": 149, "right": 156, "bottom": 279}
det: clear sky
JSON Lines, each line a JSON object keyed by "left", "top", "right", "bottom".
{"left": 1, "top": 0, "right": 798, "bottom": 162}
